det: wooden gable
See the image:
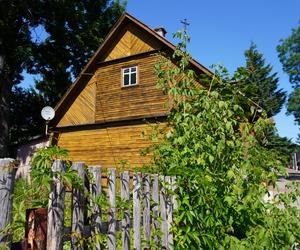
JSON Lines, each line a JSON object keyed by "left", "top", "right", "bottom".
{"left": 57, "top": 79, "right": 96, "bottom": 127}
{"left": 52, "top": 13, "right": 212, "bottom": 128}
{"left": 103, "top": 23, "right": 161, "bottom": 61}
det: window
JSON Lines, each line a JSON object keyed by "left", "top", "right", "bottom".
{"left": 122, "top": 66, "right": 138, "bottom": 87}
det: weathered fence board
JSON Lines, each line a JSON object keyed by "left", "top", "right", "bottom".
{"left": 108, "top": 168, "right": 116, "bottom": 250}
{"left": 133, "top": 173, "right": 141, "bottom": 249}
{"left": 121, "top": 171, "right": 130, "bottom": 250}
{"left": 143, "top": 174, "right": 151, "bottom": 249}
{"left": 151, "top": 174, "right": 160, "bottom": 247}
{"left": 160, "top": 176, "right": 168, "bottom": 249}
{"left": 46, "top": 160, "right": 66, "bottom": 250}
{"left": 0, "top": 158, "right": 16, "bottom": 248}
{"left": 166, "top": 176, "right": 173, "bottom": 249}
{"left": 71, "top": 162, "right": 85, "bottom": 250}
{"left": 89, "top": 166, "right": 102, "bottom": 250}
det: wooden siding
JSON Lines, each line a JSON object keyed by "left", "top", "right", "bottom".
{"left": 103, "top": 23, "right": 161, "bottom": 62}
{"left": 57, "top": 80, "right": 96, "bottom": 127}
{"left": 95, "top": 54, "right": 168, "bottom": 123}
{"left": 56, "top": 123, "right": 161, "bottom": 167}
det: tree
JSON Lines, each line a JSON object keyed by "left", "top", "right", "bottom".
{"left": 10, "top": 87, "right": 46, "bottom": 145}
{"left": 277, "top": 22, "right": 300, "bottom": 137}
{"left": 28, "top": 0, "right": 125, "bottom": 105}
{"left": 0, "top": 0, "right": 39, "bottom": 157}
{"left": 235, "top": 43, "right": 286, "bottom": 118}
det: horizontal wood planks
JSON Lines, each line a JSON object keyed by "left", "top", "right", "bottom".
{"left": 56, "top": 123, "right": 165, "bottom": 167}
{"left": 95, "top": 54, "right": 168, "bottom": 123}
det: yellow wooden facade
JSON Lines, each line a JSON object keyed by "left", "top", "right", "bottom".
{"left": 52, "top": 13, "right": 210, "bottom": 167}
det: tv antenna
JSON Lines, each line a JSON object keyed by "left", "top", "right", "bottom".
{"left": 41, "top": 106, "right": 55, "bottom": 136}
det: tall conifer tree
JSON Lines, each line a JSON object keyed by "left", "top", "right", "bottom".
{"left": 236, "top": 43, "right": 286, "bottom": 118}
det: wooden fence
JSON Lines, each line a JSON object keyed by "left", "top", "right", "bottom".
{"left": 0, "top": 159, "right": 177, "bottom": 250}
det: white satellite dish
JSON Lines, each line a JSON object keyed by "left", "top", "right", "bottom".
{"left": 41, "top": 106, "right": 55, "bottom": 135}
{"left": 41, "top": 106, "right": 55, "bottom": 121}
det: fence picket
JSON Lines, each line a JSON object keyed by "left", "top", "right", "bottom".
{"left": 46, "top": 160, "right": 66, "bottom": 250}
{"left": 151, "top": 174, "right": 160, "bottom": 247}
{"left": 143, "top": 174, "right": 151, "bottom": 249}
{"left": 160, "top": 176, "right": 168, "bottom": 249}
{"left": 133, "top": 172, "right": 141, "bottom": 250}
{"left": 89, "top": 166, "right": 102, "bottom": 250}
{"left": 71, "top": 162, "right": 85, "bottom": 250}
{"left": 121, "top": 171, "right": 130, "bottom": 250}
{"left": 0, "top": 158, "right": 16, "bottom": 248}
{"left": 108, "top": 168, "right": 116, "bottom": 250}
{"left": 165, "top": 176, "right": 173, "bottom": 249}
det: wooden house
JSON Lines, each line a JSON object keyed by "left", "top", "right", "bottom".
{"left": 51, "top": 13, "right": 211, "bottom": 168}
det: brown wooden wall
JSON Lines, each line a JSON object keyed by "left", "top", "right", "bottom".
{"left": 57, "top": 80, "right": 96, "bottom": 127}
{"left": 56, "top": 123, "right": 161, "bottom": 167}
{"left": 102, "top": 23, "right": 161, "bottom": 62}
{"left": 95, "top": 53, "right": 168, "bottom": 123}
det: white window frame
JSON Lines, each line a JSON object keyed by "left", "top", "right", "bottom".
{"left": 122, "top": 66, "right": 138, "bottom": 87}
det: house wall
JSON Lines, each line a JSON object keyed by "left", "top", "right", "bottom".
{"left": 16, "top": 137, "right": 50, "bottom": 179}
{"left": 56, "top": 122, "right": 164, "bottom": 168}
{"left": 95, "top": 53, "right": 168, "bottom": 123}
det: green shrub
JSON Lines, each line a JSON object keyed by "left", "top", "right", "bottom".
{"left": 149, "top": 30, "right": 300, "bottom": 249}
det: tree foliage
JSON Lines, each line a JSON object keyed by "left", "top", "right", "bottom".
{"left": 150, "top": 31, "right": 300, "bottom": 249}
{"left": 27, "top": 0, "right": 125, "bottom": 105}
{"left": 235, "top": 43, "right": 286, "bottom": 118}
{"left": 277, "top": 22, "right": 300, "bottom": 137}
{"left": 0, "top": 0, "right": 39, "bottom": 157}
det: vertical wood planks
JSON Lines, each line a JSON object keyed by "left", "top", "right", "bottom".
{"left": 120, "top": 171, "right": 130, "bottom": 250}
{"left": 71, "top": 162, "right": 85, "bottom": 250}
{"left": 46, "top": 160, "right": 66, "bottom": 250}
{"left": 133, "top": 172, "right": 141, "bottom": 250}
{"left": 0, "top": 158, "right": 16, "bottom": 248}
{"left": 108, "top": 168, "right": 116, "bottom": 250}
{"left": 0, "top": 159, "right": 177, "bottom": 249}
{"left": 160, "top": 176, "right": 168, "bottom": 249}
{"left": 89, "top": 166, "right": 102, "bottom": 250}
{"left": 165, "top": 176, "right": 173, "bottom": 249}
{"left": 143, "top": 174, "right": 151, "bottom": 249}
{"left": 151, "top": 174, "right": 160, "bottom": 247}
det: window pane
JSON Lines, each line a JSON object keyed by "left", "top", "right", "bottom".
{"left": 131, "top": 73, "right": 136, "bottom": 85}
{"left": 124, "top": 74, "right": 130, "bottom": 86}
{"left": 131, "top": 67, "right": 136, "bottom": 72}
{"left": 124, "top": 68, "right": 129, "bottom": 73}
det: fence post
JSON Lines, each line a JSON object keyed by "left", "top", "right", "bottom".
{"left": 108, "top": 168, "right": 116, "bottom": 250}
{"left": 143, "top": 174, "right": 151, "bottom": 249}
{"left": 151, "top": 174, "right": 160, "bottom": 247}
{"left": 165, "top": 176, "right": 173, "bottom": 249}
{"left": 89, "top": 166, "right": 102, "bottom": 250}
{"left": 71, "top": 162, "right": 85, "bottom": 250}
{"left": 120, "top": 171, "right": 130, "bottom": 250}
{"left": 160, "top": 176, "right": 168, "bottom": 249}
{"left": 46, "top": 160, "right": 66, "bottom": 250}
{"left": 0, "top": 158, "right": 16, "bottom": 248}
{"left": 133, "top": 172, "right": 141, "bottom": 250}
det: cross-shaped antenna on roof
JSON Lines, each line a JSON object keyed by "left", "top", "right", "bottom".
{"left": 181, "top": 18, "right": 190, "bottom": 32}
{"left": 180, "top": 18, "right": 190, "bottom": 50}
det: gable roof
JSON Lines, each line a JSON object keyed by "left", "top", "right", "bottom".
{"left": 51, "top": 12, "right": 212, "bottom": 127}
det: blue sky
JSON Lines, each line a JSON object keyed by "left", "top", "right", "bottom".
{"left": 22, "top": 0, "right": 300, "bottom": 141}
{"left": 126, "top": 0, "right": 300, "bottom": 141}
